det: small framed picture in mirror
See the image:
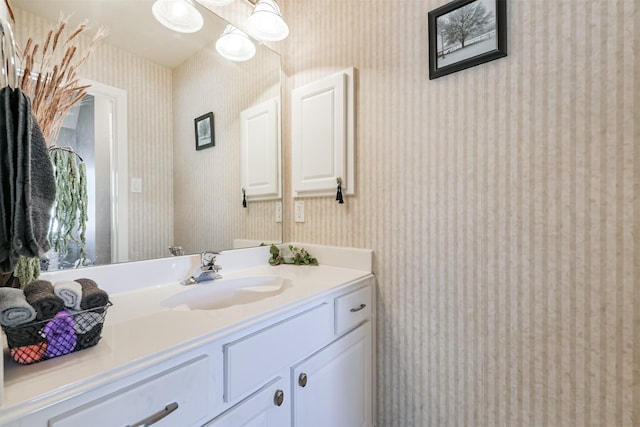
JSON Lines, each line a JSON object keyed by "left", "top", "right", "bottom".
{"left": 194, "top": 112, "right": 215, "bottom": 150}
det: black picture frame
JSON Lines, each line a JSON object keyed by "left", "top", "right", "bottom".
{"left": 428, "top": 0, "right": 507, "bottom": 80}
{"left": 194, "top": 112, "right": 215, "bottom": 150}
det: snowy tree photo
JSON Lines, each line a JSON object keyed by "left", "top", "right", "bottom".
{"left": 435, "top": 0, "right": 497, "bottom": 68}
{"left": 440, "top": 1, "right": 493, "bottom": 49}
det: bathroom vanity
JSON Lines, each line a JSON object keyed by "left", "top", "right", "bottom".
{"left": 0, "top": 244, "right": 374, "bottom": 427}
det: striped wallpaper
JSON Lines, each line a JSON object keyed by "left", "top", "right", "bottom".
{"left": 12, "top": 1, "right": 639, "bottom": 424}
{"left": 278, "top": 0, "right": 638, "bottom": 426}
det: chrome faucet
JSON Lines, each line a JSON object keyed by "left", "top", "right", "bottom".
{"left": 168, "top": 245, "right": 184, "bottom": 256}
{"left": 180, "top": 251, "right": 223, "bottom": 285}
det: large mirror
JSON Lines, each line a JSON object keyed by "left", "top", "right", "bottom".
{"left": 11, "top": 0, "right": 283, "bottom": 270}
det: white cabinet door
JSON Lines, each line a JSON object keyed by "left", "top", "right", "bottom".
{"left": 205, "top": 377, "right": 290, "bottom": 427}
{"left": 291, "top": 68, "right": 355, "bottom": 197}
{"left": 240, "top": 98, "right": 280, "bottom": 200}
{"left": 292, "top": 322, "right": 372, "bottom": 427}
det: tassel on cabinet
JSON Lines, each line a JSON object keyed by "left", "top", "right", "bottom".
{"left": 336, "top": 177, "right": 344, "bottom": 204}
{"left": 242, "top": 188, "right": 247, "bottom": 208}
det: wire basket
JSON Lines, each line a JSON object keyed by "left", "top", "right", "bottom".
{"left": 2, "top": 302, "right": 112, "bottom": 365}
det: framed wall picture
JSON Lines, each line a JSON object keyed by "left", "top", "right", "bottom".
{"left": 428, "top": 0, "right": 507, "bottom": 80}
{"left": 194, "top": 112, "right": 215, "bottom": 150}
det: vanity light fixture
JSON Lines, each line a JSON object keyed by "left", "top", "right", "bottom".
{"left": 215, "top": 25, "right": 256, "bottom": 61}
{"left": 245, "top": 0, "right": 289, "bottom": 41}
{"left": 152, "top": 0, "right": 204, "bottom": 33}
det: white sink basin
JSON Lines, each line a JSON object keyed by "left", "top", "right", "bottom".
{"left": 161, "top": 275, "right": 291, "bottom": 310}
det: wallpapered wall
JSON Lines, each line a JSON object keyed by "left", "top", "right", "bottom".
{"left": 278, "top": 0, "right": 638, "bottom": 426}
{"left": 14, "top": 8, "right": 174, "bottom": 262}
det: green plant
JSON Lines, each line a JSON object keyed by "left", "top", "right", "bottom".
{"left": 268, "top": 245, "right": 318, "bottom": 266}
{"left": 284, "top": 245, "right": 318, "bottom": 266}
{"left": 16, "top": 14, "right": 103, "bottom": 273}
{"left": 48, "top": 148, "right": 88, "bottom": 264}
{"left": 14, "top": 257, "right": 40, "bottom": 288}
{"left": 268, "top": 244, "right": 282, "bottom": 266}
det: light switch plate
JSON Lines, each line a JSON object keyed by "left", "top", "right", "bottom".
{"left": 294, "top": 201, "right": 305, "bottom": 222}
{"left": 275, "top": 201, "right": 282, "bottom": 223}
{"left": 131, "top": 177, "right": 142, "bottom": 193}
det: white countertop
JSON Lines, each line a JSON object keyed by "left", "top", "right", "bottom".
{"left": 0, "top": 244, "right": 373, "bottom": 421}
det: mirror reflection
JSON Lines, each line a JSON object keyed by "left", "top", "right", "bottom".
{"left": 11, "top": 0, "right": 283, "bottom": 270}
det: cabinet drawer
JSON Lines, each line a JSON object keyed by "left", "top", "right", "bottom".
{"left": 49, "top": 356, "right": 210, "bottom": 427}
{"left": 225, "top": 302, "right": 332, "bottom": 403}
{"left": 335, "top": 285, "right": 372, "bottom": 335}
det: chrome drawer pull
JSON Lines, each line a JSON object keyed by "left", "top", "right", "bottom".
{"left": 274, "top": 389, "right": 285, "bottom": 406}
{"left": 298, "top": 372, "right": 308, "bottom": 387}
{"left": 127, "top": 402, "right": 179, "bottom": 427}
{"left": 350, "top": 304, "right": 366, "bottom": 312}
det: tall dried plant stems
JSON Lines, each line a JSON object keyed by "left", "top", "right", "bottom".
{"left": 18, "top": 15, "right": 106, "bottom": 147}
{"left": 3, "top": 0, "right": 15, "bottom": 22}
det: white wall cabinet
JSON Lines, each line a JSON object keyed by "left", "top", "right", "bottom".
{"left": 240, "top": 98, "right": 281, "bottom": 201}
{"left": 16, "top": 278, "right": 374, "bottom": 427}
{"left": 292, "top": 68, "right": 355, "bottom": 198}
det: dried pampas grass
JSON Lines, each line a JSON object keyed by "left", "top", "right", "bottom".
{"left": 3, "top": 0, "right": 14, "bottom": 22}
{"left": 18, "top": 15, "right": 107, "bottom": 147}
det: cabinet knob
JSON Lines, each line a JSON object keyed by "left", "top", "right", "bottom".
{"left": 274, "top": 389, "right": 285, "bottom": 406}
{"left": 298, "top": 372, "right": 308, "bottom": 387}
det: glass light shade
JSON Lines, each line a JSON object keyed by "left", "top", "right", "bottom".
{"left": 246, "top": 0, "right": 289, "bottom": 42}
{"left": 196, "top": 0, "right": 235, "bottom": 7}
{"left": 152, "top": 0, "right": 204, "bottom": 33}
{"left": 216, "top": 25, "right": 256, "bottom": 62}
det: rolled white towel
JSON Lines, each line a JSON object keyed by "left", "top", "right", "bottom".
{"left": 53, "top": 281, "right": 83, "bottom": 310}
{"left": 0, "top": 288, "right": 37, "bottom": 327}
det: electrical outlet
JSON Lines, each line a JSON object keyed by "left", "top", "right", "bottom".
{"left": 131, "top": 177, "right": 142, "bottom": 193}
{"left": 275, "top": 201, "right": 282, "bottom": 223}
{"left": 294, "top": 201, "right": 305, "bottom": 222}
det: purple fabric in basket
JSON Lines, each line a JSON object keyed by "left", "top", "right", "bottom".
{"left": 43, "top": 311, "right": 77, "bottom": 358}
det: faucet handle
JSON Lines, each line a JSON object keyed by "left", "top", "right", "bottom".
{"left": 200, "top": 264, "right": 222, "bottom": 272}
{"left": 168, "top": 245, "right": 184, "bottom": 256}
{"left": 201, "top": 251, "right": 218, "bottom": 266}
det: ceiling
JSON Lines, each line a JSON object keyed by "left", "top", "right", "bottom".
{"left": 11, "top": 0, "right": 230, "bottom": 68}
